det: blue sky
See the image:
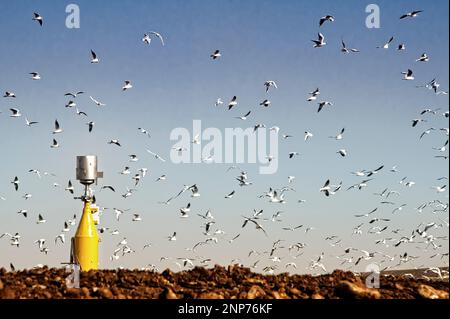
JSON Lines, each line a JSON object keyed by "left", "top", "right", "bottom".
{"left": 0, "top": 0, "right": 448, "bottom": 273}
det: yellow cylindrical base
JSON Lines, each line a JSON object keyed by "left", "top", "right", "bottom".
{"left": 74, "top": 236, "right": 98, "bottom": 271}
{"left": 73, "top": 201, "right": 99, "bottom": 271}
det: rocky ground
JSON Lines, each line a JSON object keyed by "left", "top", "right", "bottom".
{"left": 0, "top": 265, "right": 448, "bottom": 299}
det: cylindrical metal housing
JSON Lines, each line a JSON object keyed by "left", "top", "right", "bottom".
{"left": 76, "top": 155, "right": 98, "bottom": 184}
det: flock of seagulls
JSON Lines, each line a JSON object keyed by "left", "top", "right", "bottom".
{"left": 0, "top": 7, "right": 448, "bottom": 277}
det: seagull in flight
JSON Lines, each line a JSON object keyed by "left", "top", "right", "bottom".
{"left": 312, "top": 33, "right": 326, "bottom": 48}
{"left": 138, "top": 127, "right": 151, "bottom": 138}
{"left": 412, "top": 119, "right": 426, "bottom": 127}
{"left": 147, "top": 149, "right": 166, "bottom": 162}
{"left": 65, "top": 100, "right": 76, "bottom": 108}
{"left": 214, "top": 98, "right": 223, "bottom": 107}
{"left": 228, "top": 96, "right": 238, "bottom": 110}
{"left": 76, "top": 108, "right": 88, "bottom": 116}
{"left": 341, "top": 39, "right": 360, "bottom": 53}
{"left": 89, "top": 96, "right": 106, "bottom": 106}
{"left": 225, "top": 190, "right": 235, "bottom": 199}
{"left": 264, "top": 80, "right": 278, "bottom": 93}
{"left": 10, "top": 108, "right": 22, "bottom": 117}
{"left": 377, "top": 36, "right": 394, "bottom": 49}
{"left": 354, "top": 208, "right": 378, "bottom": 218}
{"left": 168, "top": 232, "right": 177, "bottom": 241}
{"left": 400, "top": 10, "right": 423, "bottom": 19}
{"left": 101, "top": 185, "right": 115, "bottom": 192}
{"left": 37, "top": 214, "right": 46, "bottom": 224}
{"left": 30, "top": 72, "right": 41, "bottom": 80}
{"left": 416, "top": 53, "right": 429, "bottom": 62}
{"left": 90, "top": 50, "right": 99, "bottom": 63}
{"left": 259, "top": 99, "right": 271, "bottom": 107}
{"left": 108, "top": 139, "right": 121, "bottom": 147}
{"left": 432, "top": 185, "right": 447, "bottom": 193}
{"left": 235, "top": 110, "right": 251, "bottom": 120}
{"left": 307, "top": 88, "right": 320, "bottom": 101}
{"left": 65, "top": 91, "right": 84, "bottom": 98}
{"left": 143, "top": 31, "right": 165, "bottom": 46}
{"left": 32, "top": 13, "right": 43, "bottom": 26}
{"left": 317, "top": 101, "right": 333, "bottom": 113}
{"left": 347, "top": 179, "right": 373, "bottom": 191}
{"left": 402, "top": 69, "right": 415, "bottom": 81}
{"left": 65, "top": 180, "right": 74, "bottom": 194}
{"left": 53, "top": 120, "right": 63, "bottom": 134}
{"left": 337, "top": 149, "right": 348, "bottom": 157}
{"left": 3, "top": 91, "right": 16, "bottom": 98}
{"left": 210, "top": 50, "right": 221, "bottom": 60}
{"left": 319, "top": 15, "right": 335, "bottom": 26}
{"left": 288, "top": 152, "right": 300, "bottom": 159}
{"left": 397, "top": 43, "right": 406, "bottom": 51}
{"left": 420, "top": 128, "right": 436, "bottom": 139}
{"left": 50, "top": 139, "right": 59, "bottom": 148}
{"left": 304, "top": 131, "right": 314, "bottom": 141}
{"left": 25, "top": 118, "right": 38, "bottom": 126}
{"left": 122, "top": 81, "right": 133, "bottom": 91}
{"left": 329, "top": 128, "right": 345, "bottom": 140}
{"left": 11, "top": 176, "right": 20, "bottom": 191}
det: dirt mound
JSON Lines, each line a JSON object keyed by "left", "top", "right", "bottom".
{"left": 0, "top": 265, "right": 448, "bottom": 299}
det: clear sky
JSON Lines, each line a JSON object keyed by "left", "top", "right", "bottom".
{"left": 0, "top": 0, "right": 448, "bottom": 274}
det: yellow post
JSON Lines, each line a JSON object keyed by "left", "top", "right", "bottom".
{"left": 73, "top": 201, "right": 99, "bottom": 271}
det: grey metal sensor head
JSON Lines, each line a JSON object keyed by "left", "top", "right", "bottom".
{"left": 76, "top": 155, "right": 103, "bottom": 186}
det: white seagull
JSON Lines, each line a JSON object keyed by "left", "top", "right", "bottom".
{"left": 402, "top": 69, "right": 415, "bottom": 81}
{"left": 32, "top": 13, "right": 43, "bottom": 26}
{"left": 90, "top": 50, "right": 99, "bottom": 63}
{"left": 312, "top": 33, "right": 326, "bottom": 48}
{"left": 122, "top": 81, "right": 133, "bottom": 91}
{"left": 89, "top": 96, "right": 106, "bottom": 106}
{"left": 30, "top": 72, "right": 41, "bottom": 80}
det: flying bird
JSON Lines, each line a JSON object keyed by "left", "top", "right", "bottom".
{"left": 89, "top": 96, "right": 106, "bottom": 106}
{"left": 143, "top": 31, "right": 165, "bottom": 46}
{"left": 65, "top": 91, "right": 84, "bottom": 98}
{"left": 122, "top": 81, "right": 133, "bottom": 91}
{"left": 400, "top": 10, "right": 423, "bottom": 19}
{"left": 264, "top": 80, "right": 278, "bottom": 93}
{"left": 32, "top": 12, "right": 43, "bottom": 26}
{"left": 210, "top": 50, "right": 221, "bottom": 60}
{"left": 319, "top": 15, "right": 335, "bottom": 26}
{"left": 11, "top": 177, "right": 19, "bottom": 191}
{"left": 90, "top": 50, "right": 99, "bottom": 63}
{"left": 30, "top": 72, "right": 41, "bottom": 80}
{"left": 341, "top": 39, "right": 360, "bottom": 53}
{"left": 312, "top": 33, "right": 326, "bottom": 48}
{"left": 108, "top": 139, "right": 121, "bottom": 147}
{"left": 377, "top": 36, "right": 394, "bottom": 49}
{"left": 53, "top": 120, "right": 63, "bottom": 134}
{"left": 235, "top": 110, "right": 251, "bottom": 120}
{"left": 228, "top": 96, "right": 238, "bottom": 110}
{"left": 9, "top": 108, "right": 22, "bottom": 117}
{"left": 3, "top": 91, "right": 16, "bottom": 98}
{"left": 402, "top": 69, "right": 415, "bottom": 81}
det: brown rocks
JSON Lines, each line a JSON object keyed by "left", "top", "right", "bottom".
{"left": 336, "top": 280, "right": 381, "bottom": 299}
{"left": 247, "top": 285, "right": 266, "bottom": 299}
{"left": 0, "top": 266, "right": 447, "bottom": 299}
{"left": 417, "top": 284, "right": 449, "bottom": 299}
{"left": 163, "top": 287, "right": 178, "bottom": 299}
{"left": 198, "top": 292, "right": 224, "bottom": 299}
{"left": 98, "top": 287, "right": 114, "bottom": 299}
